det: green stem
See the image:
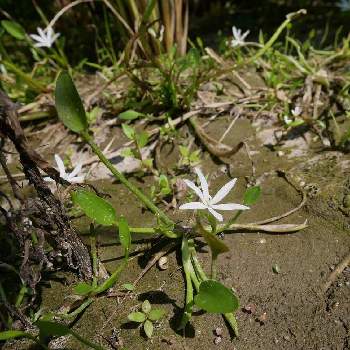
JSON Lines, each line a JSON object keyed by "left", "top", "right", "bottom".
{"left": 58, "top": 298, "right": 93, "bottom": 319}
{"left": 129, "top": 226, "right": 155, "bottom": 234}
{"left": 210, "top": 255, "right": 218, "bottom": 280}
{"left": 223, "top": 313, "right": 239, "bottom": 337}
{"left": 90, "top": 230, "right": 98, "bottom": 289}
{"left": 3, "top": 61, "right": 46, "bottom": 93}
{"left": 15, "top": 285, "right": 27, "bottom": 307}
{"left": 246, "top": 9, "right": 306, "bottom": 65}
{"left": 81, "top": 131, "right": 177, "bottom": 236}
{"left": 70, "top": 330, "right": 106, "bottom": 350}
{"left": 190, "top": 254, "right": 207, "bottom": 282}
{"left": 178, "top": 237, "right": 194, "bottom": 330}
{"left": 93, "top": 259, "right": 127, "bottom": 295}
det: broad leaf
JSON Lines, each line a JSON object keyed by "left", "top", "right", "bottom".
{"left": 118, "top": 216, "right": 131, "bottom": 254}
{"left": 72, "top": 190, "right": 116, "bottom": 226}
{"left": 148, "top": 308, "right": 165, "bottom": 321}
{"left": 55, "top": 72, "right": 88, "bottom": 133}
{"left": 122, "top": 123, "right": 135, "bottom": 139}
{"left": 118, "top": 110, "right": 144, "bottom": 121}
{"left": 194, "top": 280, "right": 239, "bottom": 314}
{"left": 128, "top": 312, "right": 146, "bottom": 323}
{"left": 1, "top": 20, "right": 26, "bottom": 40}
{"left": 0, "top": 330, "right": 32, "bottom": 341}
{"left": 243, "top": 186, "right": 261, "bottom": 206}
{"left": 73, "top": 282, "right": 94, "bottom": 295}
{"left": 143, "top": 320, "right": 154, "bottom": 338}
{"left": 197, "top": 224, "right": 229, "bottom": 258}
{"left": 136, "top": 131, "right": 149, "bottom": 148}
{"left": 122, "top": 283, "right": 134, "bottom": 291}
{"left": 142, "top": 300, "right": 151, "bottom": 314}
{"left": 37, "top": 320, "right": 70, "bottom": 338}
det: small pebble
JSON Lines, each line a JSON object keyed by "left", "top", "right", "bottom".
{"left": 243, "top": 303, "right": 257, "bottom": 314}
{"left": 158, "top": 256, "right": 168, "bottom": 270}
{"left": 272, "top": 264, "right": 281, "bottom": 274}
{"left": 259, "top": 238, "right": 266, "bottom": 244}
{"left": 277, "top": 151, "right": 285, "bottom": 157}
{"left": 214, "top": 336, "right": 222, "bottom": 345}
{"left": 257, "top": 312, "right": 267, "bottom": 325}
{"left": 214, "top": 327, "right": 223, "bottom": 336}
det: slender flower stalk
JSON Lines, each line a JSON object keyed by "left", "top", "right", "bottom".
{"left": 179, "top": 168, "right": 249, "bottom": 222}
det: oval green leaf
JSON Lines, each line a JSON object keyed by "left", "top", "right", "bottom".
{"left": 243, "top": 186, "right": 261, "bottom": 206}
{"left": 143, "top": 319, "right": 154, "bottom": 338}
{"left": 122, "top": 123, "right": 135, "bottom": 139}
{"left": 148, "top": 308, "right": 165, "bottom": 321}
{"left": 55, "top": 72, "right": 88, "bottom": 133}
{"left": 36, "top": 320, "right": 70, "bottom": 338}
{"left": 194, "top": 280, "right": 239, "bottom": 314}
{"left": 118, "top": 110, "right": 144, "bottom": 121}
{"left": 128, "top": 312, "right": 146, "bottom": 323}
{"left": 72, "top": 190, "right": 116, "bottom": 226}
{"left": 0, "top": 330, "right": 31, "bottom": 341}
{"left": 122, "top": 283, "right": 134, "bottom": 291}
{"left": 1, "top": 20, "right": 26, "bottom": 40}
{"left": 118, "top": 216, "right": 131, "bottom": 254}
{"left": 73, "top": 282, "right": 94, "bottom": 295}
{"left": 142, "top": 300, "right": 151, "bottom": 314}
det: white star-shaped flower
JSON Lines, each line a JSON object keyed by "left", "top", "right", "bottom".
{"left": 29, "top": 26, "right": 60, "bottom": 48}
{"left": 231, "top": 26, "right": 250, "bottom": 47}
{"left": 179, "top": 168, "right": 249, "bottom": 221}
{"left": 291, "top": 106, "right": 302, "bottom": 117}
{"left": 45, "top": 154, "right": 84, "bottom": 183}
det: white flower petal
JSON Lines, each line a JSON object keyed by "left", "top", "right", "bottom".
{"left": 54, "top": 154, "right": 66, "bottom": 178}
{"left": 35, "top": 42, "right": 50, "bottom": 48}
{"left": 179, "top": 202, "right": 207, "bottom": 210}
{"left": 208, "top": 207, "right": 223, "bottom": 221}
{"left": 211, "top": 203, "right": 250, "bottom": 211}
{"left": 242, "top": 30, "right": 250, "bottom": 40}
{"left": 44, "top": 176, "right": 54, "bottom": 182}
{"left": 184, "top": 179, "right": 205, "bottom": 202}
{"left": 29, "top": 34, "right": 44, "bottom": 42}
{"left": 69, "top": 162, "right": 82, "bottom": 178}
{"left": 195, "top": 167, "right": 210, "bottom": 201}
{"left": 37, "top": 27, "right": 45, "bottom": 37}
{"left": 51, "top": 32, "right": 60, "bottom": 43}
{"left": 210, "top": 178, "right": 237, "bottom": 205}
{"left": 69, "top": 176, "right": 85, "bottom": 183}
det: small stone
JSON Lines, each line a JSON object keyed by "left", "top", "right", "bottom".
{"left": 277, "top": 151, "right": 285, "bottom": 157}
{"left": 343, "top": 194, "right": 350, "bottom": 208}
{"left": 243, "top": 303, "right": 257, "bottom": 314}
{"left": 272, "top": 264, "right": 281, "bottom": 274}
{"left": 214, "top": 336, "right": 222, "bottom": 345}
{"left": 158, "top": 256, "right": 168, "bottom": 270}
{"left": 257, "top": 312, "right": 267, "bottom": 325}
{"left": 258, "top": 238, "right": 266, "bottom": 244}
{"left": 283, "top": 334, "right": 290, "bottom": 341}
{"left": 214, "top": 327, "right": 223, "bottom": 336}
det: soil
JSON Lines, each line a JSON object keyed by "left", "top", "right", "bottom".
{"left": 3, "top": 96, "right": 350, "bottom": 350}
